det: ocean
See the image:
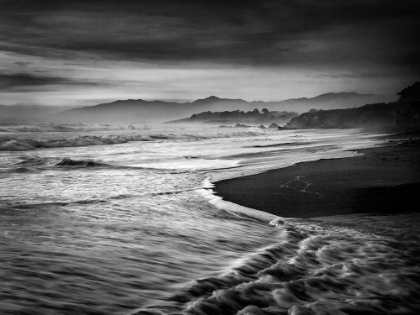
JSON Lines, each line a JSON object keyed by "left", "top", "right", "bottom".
{"left": 0, "top": 124, "right": 419, "bottom": 315}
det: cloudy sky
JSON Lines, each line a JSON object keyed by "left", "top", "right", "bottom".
{"left": 1, "top": 0, "right": 419, "bottom": 106}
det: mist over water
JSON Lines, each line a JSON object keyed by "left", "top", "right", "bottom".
{"left": 1, "top": 124, "right": 417, "bottom": 315}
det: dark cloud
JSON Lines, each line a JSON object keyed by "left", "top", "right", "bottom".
{"left": 0, "top": 73, "right": 99, "bottom": 91}
{"left": 0, "top": 0, "right": 419, "bottom": 74}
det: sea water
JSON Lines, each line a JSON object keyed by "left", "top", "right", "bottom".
{"left": 0, "top": 124, "right": 418, "bottom": 315}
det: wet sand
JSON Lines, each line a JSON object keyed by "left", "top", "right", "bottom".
{"left": 214, "top": 133, "right": 420, "bottom": 223}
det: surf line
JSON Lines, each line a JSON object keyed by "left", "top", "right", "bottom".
{"left": 197, "top": 176, "right": 281, "bottom": 223}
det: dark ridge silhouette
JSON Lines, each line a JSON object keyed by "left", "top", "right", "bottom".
{"left": 46, "top": 93, "right": 395, "bottom": 123}
{"left": 285, "top": 83, "right": 420, "bottom": 129}
{"left": 397, "top": 82, "right": 420, "bottom": 101}
{"left": 166, "top": 108, "right": 298, "bottom": 126}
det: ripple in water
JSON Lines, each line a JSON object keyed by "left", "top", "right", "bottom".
{"left": 134, "top": 220, "right": 420, "bottom": 315}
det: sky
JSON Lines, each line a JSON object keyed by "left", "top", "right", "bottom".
{"left": 0, "top": 0, "right": 419, "bottom": 106}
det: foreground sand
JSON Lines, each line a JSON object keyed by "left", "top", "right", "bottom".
{"left": 215, "top": 132, "right": 420, "bottom": 224}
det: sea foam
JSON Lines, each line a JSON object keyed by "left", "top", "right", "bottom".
{"left": 197, "top": 178, "right": 279, "bottom": 223}
{"left": 133, "top": 221, "right": 420, "bottom": 314}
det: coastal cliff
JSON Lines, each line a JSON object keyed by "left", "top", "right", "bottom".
{"left": 285, "top": 82, "right": 420, "bottom": 129}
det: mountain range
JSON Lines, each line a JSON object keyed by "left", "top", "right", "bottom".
{"left": 0, "top": 92, "right": 396, "bottom": 124}
{"left": 42, "top": 93, "right": 395, "bottom": 123}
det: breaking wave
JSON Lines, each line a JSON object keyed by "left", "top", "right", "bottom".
{"left": 0, "top": 135, "right": 152, "bottom": 151}
{"left": 54, "top": 157, "right": 105, "bottom": 167}
{"left": 0, "top": 131, "right": 265, "bottom": 151}
{"left": 9, "top": 156, "right": 114, "bottom": 170}
{"left": 9, "top": 156, "right": 108, "bottom": 171}
{"left": 0, "top": 123, "right": 151, "bottom": 133}
{"left": 4, "top": 156, "right": 202, "bottom": 173}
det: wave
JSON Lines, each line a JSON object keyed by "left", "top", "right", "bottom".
{"left": 146, "top": 131, "right": 264, "bottom": 141}
{"left": 0, "top": 135, "right": 153, "bottom": 151}
{"left": 55, "top": 157, "right": 105, "bottom": 167}
{"left": 0, "top": 123, "right": 152, "bottom": 133}
{"left": 225, "top": 144, "right": 339, "bottom": 160}
{"left": 0, "top": 130, "right": 265, "bottom": 151}
{"left": 12, "top": 156, "right": 110, "bottom": 170}
{"left": 133, "top": 221, "right": 420, "bottom": 315}
{"left": 6, "top": 156, "right": 202, "bottom": 174}
{"left": 0, "top": 124, "right": 83, "bottom": 133}
{"left": 246, "top": 141, "right": 313, "bottom": 148}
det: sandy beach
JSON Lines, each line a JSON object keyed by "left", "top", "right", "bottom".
{"left": 215, "top": 131, "right": 420, "bottom": 225}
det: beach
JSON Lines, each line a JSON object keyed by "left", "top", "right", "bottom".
{"left": 215, "top": 132, "right": 420, "bottom": 216}
{"left": 2, "top": 126, "right": 420, "bottom": 314}
{"left": 188, "top": 131, "right": 420, "bottom": 315}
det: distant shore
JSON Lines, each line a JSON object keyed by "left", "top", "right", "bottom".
{"left": 214, "top": 130, "right": 420, "bottom": 220}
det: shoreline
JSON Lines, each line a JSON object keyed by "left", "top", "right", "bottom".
{"left": 214, "top": 131, "right": 420, "bottom": 221}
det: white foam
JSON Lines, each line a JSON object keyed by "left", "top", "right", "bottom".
{"left": 197, "top": 178, "right": 280, "bottom": 223}
{"left": 169, "top": 221, "right": 420, "bottom": 315}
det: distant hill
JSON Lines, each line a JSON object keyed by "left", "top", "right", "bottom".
{"left": 285, "top": 82, "right": 420, "bottom": 129}
{"left": 285, "top": 103, "right": 399, "bottom": 129}
{"left": 0, "top": 104, "right": 76, "bottom": 123}
{"left": 398, "top": 81, "right": 420, "bottom": 101}
{"left": 166, "top": 108, "right": 298, "bottom": 126}
{"left": 47, "top": 93, "right": 396, "bottom": 123}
